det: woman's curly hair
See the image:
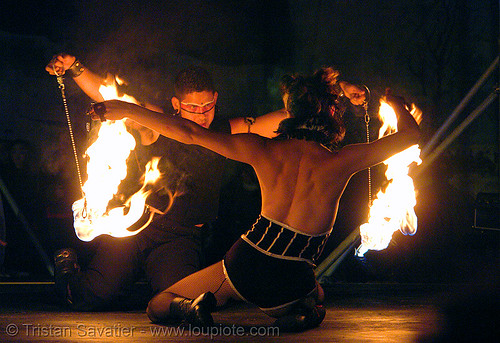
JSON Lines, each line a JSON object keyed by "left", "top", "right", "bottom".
{"left": 275, "top": 67, "right": 346, "bottom": 149}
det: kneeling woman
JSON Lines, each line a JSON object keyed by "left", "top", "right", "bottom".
{"left": 91, "top": 67, "right": 420, "bottom": 332}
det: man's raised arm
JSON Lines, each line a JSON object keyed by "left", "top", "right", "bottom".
{"left": 46, "top": 54, "right": 106, "bottom": 102}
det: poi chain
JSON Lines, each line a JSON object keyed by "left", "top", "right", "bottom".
{"left": 363, "top": 86, "right": 372, "bottom": 205}
{"left": 53, "top": 66, "right": 87, "bottom": 215}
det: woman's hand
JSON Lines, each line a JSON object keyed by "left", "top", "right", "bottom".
{"left": 383, "top": 88, "right": 408, "bottom": 110}
{"left": 87, "top": 100, "right": 135, "bottom": 122}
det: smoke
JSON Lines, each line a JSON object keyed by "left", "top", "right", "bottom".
{"left": 67, "top": 1, "right": 293, "bottom": 110}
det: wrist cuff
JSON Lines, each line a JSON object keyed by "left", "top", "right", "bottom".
{"left": 67, "top": 59, "right": 85, "bottom": 78}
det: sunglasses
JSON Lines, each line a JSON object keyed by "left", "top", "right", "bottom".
{"left": 180, "top": 96, "right": 216, "bottom": 114}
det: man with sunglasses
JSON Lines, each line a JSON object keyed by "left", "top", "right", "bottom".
{"left": 46, "top": 54, "right": 365, "bottom": 311}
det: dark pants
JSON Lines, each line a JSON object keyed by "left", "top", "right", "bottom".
{"left": 68, "top": 217, "right": 203, "bottom": 311}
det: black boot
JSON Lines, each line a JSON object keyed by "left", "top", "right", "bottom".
{"left": 169, "top": 292, "right": 217, "bottom": 327}
{"left": 54, "top": 248, "right": 80, "bottom": 305}
{"left": 273, "top": 297, "right": 326, "bottom": 332}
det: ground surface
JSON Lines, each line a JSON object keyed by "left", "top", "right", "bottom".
{"left": 1, "top": 282, "right": 468, "bottom": 343}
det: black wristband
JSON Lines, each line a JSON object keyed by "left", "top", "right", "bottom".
{"left": 67, "top": 59, "right": 85, "bottom": 78}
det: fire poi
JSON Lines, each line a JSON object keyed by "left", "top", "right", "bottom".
{"left": 356, "top": 98, "right": 422, "bottom": 256}
{"left": 72, "top": 80, "right": 161, "bottom": 241}
{"left": 61, "top": 73, "right": 421, "bottom": 253}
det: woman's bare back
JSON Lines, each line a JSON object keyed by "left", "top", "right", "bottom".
{"left": 255, "top": 139, "right": 353, "bottom": 235}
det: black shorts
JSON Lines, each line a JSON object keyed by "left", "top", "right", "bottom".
{"left": 223, "top": 238, "right": 317, "bottom": 311}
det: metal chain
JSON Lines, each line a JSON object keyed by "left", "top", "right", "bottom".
{"left": 55, "top": 75, "right": 86, "bottom": 201}
{"left": 364, "top": 100, "right": 372, "bottom": 205}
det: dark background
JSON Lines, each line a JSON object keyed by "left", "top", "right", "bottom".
{"left": 0, "top": 0, "right": 498, "bottom": 284}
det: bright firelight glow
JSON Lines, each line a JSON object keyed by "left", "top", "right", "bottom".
{"left": 355, "top": 99, "right": 421, "bottom": 257}
{"left": 72, "top": 80, "right": 160, "bottom": 241}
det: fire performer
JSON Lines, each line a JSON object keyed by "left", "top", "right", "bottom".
{"left": 89, "top": 67, "right": 420, "bottom": 331}
{"left": 46, "top": 54, "right": 365, "bottom": 311}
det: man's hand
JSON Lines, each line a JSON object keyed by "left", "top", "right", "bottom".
{"left": 46, "top": 54, "right": 76, "bottom": 76}
{"left": 340, "top": 82, "right": 367, "bottom": 106}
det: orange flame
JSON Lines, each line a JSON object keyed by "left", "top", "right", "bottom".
{"left": 356, "top": 99, "right": 421, "bottom": 257}
{"left": 72, "top": 79, "right": 160, "bottom": 241}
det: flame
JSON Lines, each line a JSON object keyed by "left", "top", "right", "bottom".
{"left": 355, "top": 99, "right": 421, "bottom": 257}
{"left": 72, "top": 79, "right": 160, "bottom": 241}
